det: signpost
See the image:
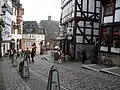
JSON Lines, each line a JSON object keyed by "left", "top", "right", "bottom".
{"left": 47, "top": 65, "right": 60, "bottom": 90}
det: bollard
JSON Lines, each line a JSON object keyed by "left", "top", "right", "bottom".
{"left": 12, "top": 57, "right": 17, "bottom": 67}
{"left": 21, "top": 57, "right": 30, "bottom": 78}
{"left": 47, "top": 65, "right": 60, "bottom": 90}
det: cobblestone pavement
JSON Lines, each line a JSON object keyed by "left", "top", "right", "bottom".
{"left": 0, "top": 60, "right": 6, "bottom": 90}
{"left": 31, "top": 55, "right": 120, "bottom": 90}
{"left": 1, "top": 55, "right": 120, "bottom": 90}
{"left": 2, "top": 58, "right": 31, "bottom": 90}
{"left": 1, "top": 57, "right": 46, "bottom": 90}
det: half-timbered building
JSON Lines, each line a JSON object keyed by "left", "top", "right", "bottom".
{"left": 60, "top": 0, "right": 101, "bottom": 60}
{"left": 100, "top": 0, "right": 120, "bottom": 55}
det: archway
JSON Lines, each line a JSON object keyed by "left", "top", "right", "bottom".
{"left": 10, "top": 39, "right": 15, "bottom": 49}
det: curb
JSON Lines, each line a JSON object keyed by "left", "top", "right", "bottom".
{"left": 100, "top": 67, "right": 120, "bottom": 77}
{"left": 81, "top": 65, "right": 100, "bottom": 72}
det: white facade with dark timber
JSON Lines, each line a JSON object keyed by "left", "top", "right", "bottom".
{"left": 60, "top": 0, "right": 101, "bottom": 60}
{"left": 100, "top": 0, "right": 120, "bottom": 55}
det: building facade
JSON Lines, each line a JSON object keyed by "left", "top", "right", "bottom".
{"left": 39, "top": 16, "right": 59, "bottom": 45}
{"left": 100, "top": 0, "right": 120, "bottom": 55}
{"left": 11, "top": 0, "right": 24, "bottom": 51}
{"left": 60, "top": 0, "right": 101, "bottom": 60}
{"left": 22, "top": 21, "right": 45, "bottom": 54}
{"left": 1, "top": 0, "right": 12, "bottom": 56}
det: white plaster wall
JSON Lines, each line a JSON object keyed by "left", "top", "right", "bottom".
{"left": 12, "top": 7, "right": 17, "bottom": 22}
{"left": 83, "top": 0, "right": 87, "bottom": 11}
{"left": 100, "top": 46, "right": 108, "bottom": 52}
{"left": 7, "top": 0, "right": 12, "bottom": 8}
{"left": 76, "top": 36, "right": 83, "bottom": 43}
{"left": 89, "top": 0, "right": 94, "bottom": 12}
{"left": 111, "top": 47, "right": 120, "bottom": 53}
{"left": 1, "top": 43, "right": 10, "bottom": 56}
{"left": 104, "top": 16, "right": 113, "bottom": 23}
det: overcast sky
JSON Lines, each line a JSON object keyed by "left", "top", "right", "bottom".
{"left": 20, "top": 0, "right": 61, "bottom": 22}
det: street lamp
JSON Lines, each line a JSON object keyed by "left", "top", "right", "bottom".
{"left": 0, "top": 4, "right": 7, "bottom": 59}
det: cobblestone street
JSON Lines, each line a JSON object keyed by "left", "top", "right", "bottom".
{"left": 0, "top": 54, "right": 120, "bottom": 90}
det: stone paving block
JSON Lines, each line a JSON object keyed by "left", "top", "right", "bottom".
{"left": 0, "top": 61, "right": 6, "bottom": 90}
{"left": 16, "top": 55, "right": 120, "bottom": 90}
{"left": 2, "top": 60, "right": 31, "bottom": 90}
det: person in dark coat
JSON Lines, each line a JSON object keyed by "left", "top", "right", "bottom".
{"left": 24, "top": 47, "right": 30, "bottom": 62}
{"left": 81, "top": 48, "right": 87, "bottom": 64}
{"left": 31, "top": 47, "right": 36, "bottom": 62}
{"left": 91, "top": 42, "right": 99, "bottom": 64}
{"left": 11, "top": 48, "right": 16, "bottom": 63}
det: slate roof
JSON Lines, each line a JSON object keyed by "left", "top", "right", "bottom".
{"left": 39, "top": 20, "right": 59, "bottom": 41}
{"left": 23, "top": 21, "right": 45, "bottom": 34}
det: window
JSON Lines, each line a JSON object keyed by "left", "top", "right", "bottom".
{"left": 101, "top": 27, "right": 112, "bottom": 45}
{"left": 114, "top": 9, "right": 120, "bottom": 22}
{"left": 12, "top": 29, "right": 15, "bottom": 34}
{"left": 104, "top": 3, "right": 114, "bottom": 15}
{"left": 115, "top": 0, "right": 120, "bottom": 8}
{"left": 113, "top": 26, "right": 120, "bottom": 46}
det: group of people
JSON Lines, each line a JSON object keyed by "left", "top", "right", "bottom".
{"left": 8, "top": 46, "right": 36, "bottom": 63}
{"left": 24, "top": 47, "right": 36, "bottom": 62}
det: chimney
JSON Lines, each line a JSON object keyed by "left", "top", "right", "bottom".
{"left": 48, "top": 16, "right": 51, "bottom": 20}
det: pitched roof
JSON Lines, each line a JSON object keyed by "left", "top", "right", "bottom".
{"left": 39, "top": 20, "right": 59, "bottom": 40}
{"left": 23, "top": 21, "right": 44, "bottom": 34}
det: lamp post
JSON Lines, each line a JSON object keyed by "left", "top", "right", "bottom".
{"left": 0, "top": 4, "right": 7, "bottom": 59}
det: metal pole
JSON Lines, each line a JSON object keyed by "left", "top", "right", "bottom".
{"left": 0, "top": 31, "right": 2, "bottom": 59}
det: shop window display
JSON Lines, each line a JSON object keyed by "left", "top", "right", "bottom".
{"left": 101, "top": 27, "right": 112, "bottom": 45}
{"left": 113, "top": 26, "right": 120, "bottom": 46}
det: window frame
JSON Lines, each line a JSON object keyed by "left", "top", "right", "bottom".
{"left": 104, "top": 3, "right": 114, "bottom": 16}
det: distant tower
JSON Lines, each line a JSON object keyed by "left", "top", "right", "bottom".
{"left": 48, "top": 16, "right": 51, "bottom": 20}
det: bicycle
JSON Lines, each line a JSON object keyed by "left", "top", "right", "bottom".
{"left": 99, "top": 56, "right": 114, "bottom": 67}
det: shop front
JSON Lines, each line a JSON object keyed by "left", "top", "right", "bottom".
{"left": 100, "top": 0, "right": 120, "bottom": 55}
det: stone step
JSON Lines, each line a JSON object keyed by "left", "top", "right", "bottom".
{"left": 81, "top": 64, "right": 105, "bottom": 72}
{"left": 100, "top": 67, "right": 120, "bottom": 77}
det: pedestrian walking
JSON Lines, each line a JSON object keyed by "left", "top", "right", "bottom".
{"left": 11, "top": 48, "right": 16, "bottom": 63}
{"left": 8, "top": 49, "right": 11, "bottom": 59}
{"left": 31, "top": 47, "right": 36, "bottom": 62}
{"left": 91, "top": 40, "right": 99, "bottom": 64}
{"left": 81, "top": 48, "right": 87, "bottom": 64}
{"left": 24, "top": 47, "right": 31, "bottom": 63}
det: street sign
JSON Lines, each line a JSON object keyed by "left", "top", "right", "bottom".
{"left": 47, "top": 65, "right": 60, "bottom": 90}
